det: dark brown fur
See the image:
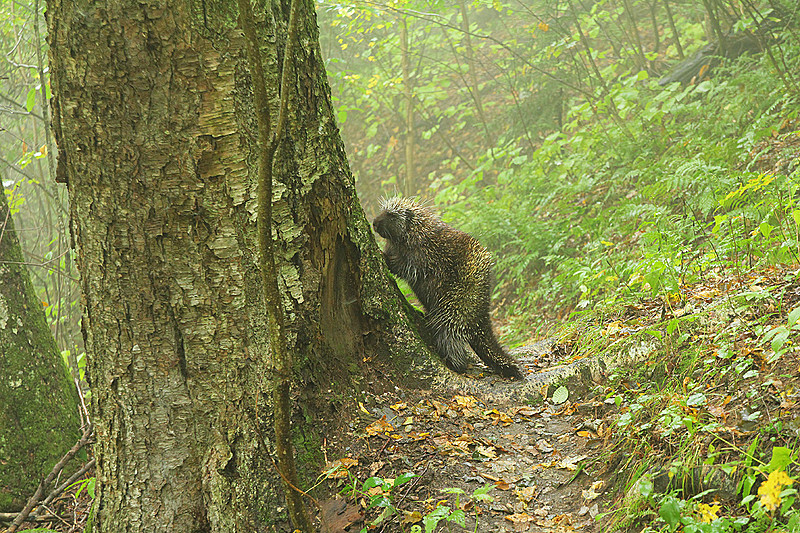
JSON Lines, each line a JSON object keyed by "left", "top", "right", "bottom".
{"left": 373, "top": 197, "right": 523, "bottom": 379}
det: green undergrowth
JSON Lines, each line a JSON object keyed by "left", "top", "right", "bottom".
{"left": 443, "top": 43, "right": 800, "bottom": 526}
{"left": 437, "top": 45, "right": 800, "bottom": 338}
{"left": 550, "top": 267, "right": 800, "bottom": 531}
{"left": 325, "top": 2, "right": 800, "bottom": 529}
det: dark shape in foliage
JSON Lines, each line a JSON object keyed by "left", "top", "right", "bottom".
{"left": 659, "top": 33, "right": 765, "bottom": 86}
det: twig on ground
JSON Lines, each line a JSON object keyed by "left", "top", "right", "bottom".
{"left": 5, "top": 425, "right": 93, "bottom": 533}
{"left": 0, "top": 512, "right": 63, "bottom": 523}
{"left": 395, "top": 466, "right": 427, "bottom": 508}
{"left": 33, "top": 458, "right": 96, "bottom": 518}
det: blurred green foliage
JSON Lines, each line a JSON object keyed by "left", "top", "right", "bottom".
{"left": 318, "top": 0, "right": 800, "bottom": 333}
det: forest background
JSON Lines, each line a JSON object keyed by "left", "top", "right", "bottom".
{"left": 4, "top": 0, "right": 799, "bottom": 377}
{"left": 316, "top": 0, "right": 800, "bottom": 336}
{"left": 2, "top": 0, "right": 800, "bottom": 531}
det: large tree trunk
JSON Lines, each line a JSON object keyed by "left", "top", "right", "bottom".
{"left": 0, "top": 188, "right": 81, "bottom": 512}
{"left": 47, "top": 0, "right": 432, "bottom": 530}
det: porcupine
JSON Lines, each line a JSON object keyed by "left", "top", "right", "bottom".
{"left": 372, "top": 197, "right": 524, "bottom": 379}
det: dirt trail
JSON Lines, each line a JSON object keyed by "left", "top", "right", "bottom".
{"left": 323, "top": 346, "right": 618, "bottom": 533}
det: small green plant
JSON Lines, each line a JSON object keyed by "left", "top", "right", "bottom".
{"left": 340, "top": 472, "right": 418, "bottom": 532}
{"left": 411, "top": 484, "right": 495, "bottom": 533}
{"left": 623, "top": 446, "right": 800, "bottom": 532}
{"left": 68, "top": 476, "right": 96, "bottom": 500}
{"left": 758, "top": 305, "right": 800, "bottom": 363}
{"left": 339, "top": 469, "right": 495, "bottom": 533}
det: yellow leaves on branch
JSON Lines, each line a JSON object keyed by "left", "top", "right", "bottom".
{"left": 758, "top": 469, "right": 795, "bottom": 512}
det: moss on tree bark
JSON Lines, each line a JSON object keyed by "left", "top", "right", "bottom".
{"left": 0, "top": 189, "right": 81, "bottom": 512}
{"left": 47, "top": 0, "right": 438, "bottom": 530}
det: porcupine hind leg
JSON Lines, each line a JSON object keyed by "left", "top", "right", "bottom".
{"left": 427, "top": 312, "right": 472, "bottom": 373}
{"left": 469, "top": 319, "right": 524, "bottom": 380}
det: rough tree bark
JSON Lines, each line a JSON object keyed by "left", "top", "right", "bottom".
{"left": 236, "top": 0, "right": 313, "bottom": 527}
{"left": 0, "top": 188, "right": 81, "bottom": 512}
{"left": 47, "top": 0, "right": 433, "bottom": 530}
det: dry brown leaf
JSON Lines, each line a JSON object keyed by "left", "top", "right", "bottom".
{"left": 554, "top": 402, "right": 576, "bottom": 416}
{"left": 454, "top": 433, "right": 475, "bottom": 444}
{"left": 515, "top": 485, "right": 537, "bottom": 504}
{"left": 390, "top": 401, "right": 408, "bottom": 411}
{"left": 505, "top": 512, "right": 534, "bottom": 523}
{"left": 582, "top": 486, "right": 602, "bottom": 501}
{"left": 694, "top": 289, "right": 719, "bottom": 300}
{"left": 484, "top": 408, "right": 514, "bottom": 425}
{"left": 368, "top": 460, "right": 385, "bottom": 476}
{"left": 557, "top": 455, "right": 587, "bottom": 471}
{"left": 365, "top": 416, "right": 394, "bottom": 436}
{"left": 401, "top": 510, "right": 422, "bottom": 525}
{"left": 430, "top": 435, "right": 450, "bottom": 447}
{"left": 431, "top": 399, "right": 449, "bottom": 415}
{"left": 323, "top": 457, "right": 358, "bottom": 478}
{"left": 432, "top": 434, "right": 471, "bottom": 455}
{"left": 722, "top": 395, "right": 733, "bottom": 406}
{"left": 509, "top": 406, "right": 541, "bottom": 417}
{"left": 476, "top": 445, "right": 498, "bottom": 459}
{"left": 320, "top": 498, "right": 363, "bottom": 532}
{"left": 454, "top": 395, "right": 478, "bottom": 408}
{"left": 552, "top": 513, "right": 573, "bottom": 525}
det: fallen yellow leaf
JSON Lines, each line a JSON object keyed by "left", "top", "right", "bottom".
{"left": 454, "top": 395, "right": 478, "bottom": 408}
{"left": 505, "top": 511, "right": 534, "bottom": 523}
{"left": 515, "top": 485, "right": 537, "bottom": 504}
{"left": 323, "top": 457, "right": 358, "bottom": 478}
{"left": 476, "top": 445, "right": 497, "bottom": 459}
{"left": 401, "top": 510, "right": 422, "bottom": 524}
{"left": 365, "top": 417, "right": 393, "bottom": 436}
